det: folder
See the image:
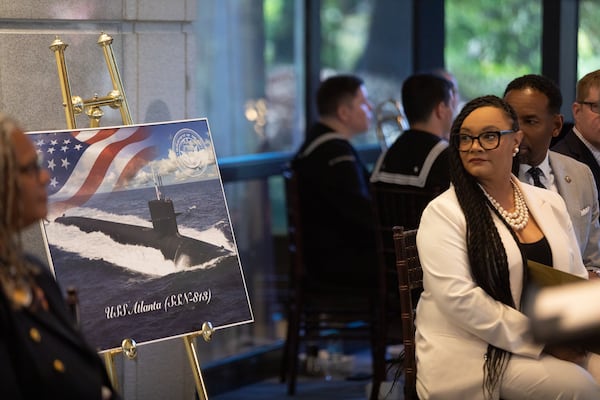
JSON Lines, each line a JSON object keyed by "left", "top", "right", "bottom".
{"left": 527, "top": 260, "right": 585, "bottom": 287}
{"left": 525, "top": 260, "right": 600, "bottom": 353}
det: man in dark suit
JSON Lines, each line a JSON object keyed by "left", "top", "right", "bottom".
{"left": 370, "top": 73, "right": 455, "bottom": 191}
{"left": 552, "top": 69, "right": 600, "bottom": 210}
{"left": 505, "top": 74, "right": 600, "bottom": 271}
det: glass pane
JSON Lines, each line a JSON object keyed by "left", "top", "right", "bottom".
{"left": 320, "top": 0, "right": 412, "bottom": 148}
{"left": 196, "top": 0, "right": 304, "bottom": 157}
{"left": 194, "top": 1, "right": 301, "bottom": 360}
{"left": 445, "top": 0, "right": 542, "bottom": 102}
{"left": 578, "top": 0, "right": 600, "bottom": 79}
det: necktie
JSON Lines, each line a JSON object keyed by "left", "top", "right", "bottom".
{"left": 528, "top": 167, "right": 546, "bottom": 189}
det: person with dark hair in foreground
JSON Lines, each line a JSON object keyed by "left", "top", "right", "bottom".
{"left": 415, "top": 95, "right": 600, "bottom": 399}
{"left": 291, "top": 74, "right": 377, "bottom": 290}
{"left": 0, "top": 113, "right": 120, "bottom": 399}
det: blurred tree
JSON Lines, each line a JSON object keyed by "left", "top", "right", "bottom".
{"left": 264, "top": 0, "right": 295, "bottom": 65}
{"left": 320, "top": 0, "right": 371, "bottom": 71}
{"left": 355, "top": 0, "right": 409, "bottom": 78}
{"left": 446, "top": 0, "right": 541, "bottom": 100}
{"left": 578, "top": 0, "right": 600, "bottom": 78}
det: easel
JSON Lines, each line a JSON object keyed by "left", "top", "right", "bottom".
{"left": 50, "top": 32, "right": 216, "bottom": 399}
{"left": 101, "top": 323, "right": 215, "bottom": 399}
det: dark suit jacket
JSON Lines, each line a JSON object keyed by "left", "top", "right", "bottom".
{"left": 0, "top": 256, "right": 119, "bottom": 400}
{"left": 552, "top": 129, "right": 600, "bottom": 210}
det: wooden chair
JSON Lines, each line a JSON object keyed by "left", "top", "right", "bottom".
{"left": 369, "top": 183, "right": 439, "bottom": 399}
{"left": 280, "top": 167, "right": 381, "bottom": 398}
{"left": 392, "top": 226, "right": 423, "bottom": 400}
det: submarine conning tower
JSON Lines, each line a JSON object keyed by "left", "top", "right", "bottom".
{"left": 149, "top": 168, "right": 179, "bottom": 237}
{"left": 148, "top": 198, "right": 179, "bottom": 237}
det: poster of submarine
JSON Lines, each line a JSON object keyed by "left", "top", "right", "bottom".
{"left": 29, "top": 118, "right": 253, "bottom": 351}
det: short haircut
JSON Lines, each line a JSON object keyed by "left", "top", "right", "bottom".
{"left": 401, "top": 73, "right": 453, "bottom": 125}
{"left": 576, "top": 69, "right": 600, "bottom": 102}
{"left": 316, "top": 75, "right": 364, "bottom": 117}
{"left": 503, "top": 74, "right": 562, "bottom": 114}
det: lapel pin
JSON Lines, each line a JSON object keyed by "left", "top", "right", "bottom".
{"left": 565, "top": 176, "right": 572, "bottom": 183}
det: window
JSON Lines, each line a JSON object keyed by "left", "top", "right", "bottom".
{"left": 446, "top": 0, "right": 542, "bottom": 101}
{"left": 578, "top": 0, "right": 600, "bottom": 79}
{"left": 196, "top": 1, "right": 304, "bottom": 157}
{"left": 320, "top": 0, "right": 411, "bottom": 147}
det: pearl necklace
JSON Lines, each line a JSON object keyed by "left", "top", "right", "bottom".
{"left": 481, "top": 180, "right": 529, "bottom": 231}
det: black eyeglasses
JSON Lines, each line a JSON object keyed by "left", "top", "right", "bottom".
{"left": 578, "top": 101, "right": 600, "bottom": 115}
{"left": 456, "top": 130, "right": 514, "bottom": 151}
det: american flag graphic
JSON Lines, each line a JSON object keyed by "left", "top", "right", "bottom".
{"left": 29, "top": 126, "right": 157, "bottom": 214}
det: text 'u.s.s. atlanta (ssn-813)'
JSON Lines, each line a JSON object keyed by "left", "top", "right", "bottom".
{"left": 104, "top": 289, "right": 212, "bottom": 319}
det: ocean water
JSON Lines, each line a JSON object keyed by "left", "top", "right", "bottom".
{"left": 44, "top": 179, "right": 253, "bottom": 351}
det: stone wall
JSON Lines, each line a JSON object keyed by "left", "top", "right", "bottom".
{"left": 0, "top": 1, "right": 199, "bottom": 398}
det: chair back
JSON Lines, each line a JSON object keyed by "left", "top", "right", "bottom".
{"left": 371, "top": 182, "right": 439, "bottom": 273}
{"left": 393, "top": 226, "right": 423, "bottom": 400}
{"left": 281, "top": 166, "right": 378, "bottom": 396}
{"left": 282, "top": 166, "right": 306, "bottom": 288}
{"left": 369, "top": 182, "right": 438, "bottom": 324}
{"left": 368, "top": 184, "right": 437, "bottom": 400}
{"left": 370, "top": 182, "right": 440, "bottom": 232}
{"left": 370, "top": 182, "right": 441, "bottom": 293}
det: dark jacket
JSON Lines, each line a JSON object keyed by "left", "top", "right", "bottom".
{"left": 552, "top": 129, "right": 600, "bottom": 211}
{"left": 0, "top": 255, "right": 119, "bottom": 400}
{"left": 291, "top": 122, "right": 377, "bottom": 288}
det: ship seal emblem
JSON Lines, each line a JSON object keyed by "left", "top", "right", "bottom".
{"left": 171, "top": 128, "right": 208, "bottom": 177}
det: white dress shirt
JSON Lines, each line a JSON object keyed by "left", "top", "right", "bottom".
{"left": 518, "top": 154, "right": 557, "bottom": 192}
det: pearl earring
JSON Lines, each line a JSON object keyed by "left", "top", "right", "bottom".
{"left": 513, "top": 147, "right": 519, "bottom": 157}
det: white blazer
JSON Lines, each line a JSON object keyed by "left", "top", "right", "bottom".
{"left": 415, "top": 179, "right": 587, "bottom": 399}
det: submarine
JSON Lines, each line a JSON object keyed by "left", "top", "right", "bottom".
{"left": 54, "top": 174, "right": 230, "bottom": 269}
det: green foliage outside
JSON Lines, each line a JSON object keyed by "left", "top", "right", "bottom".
{"left": 578, "top": 0, "right": 600, "bottom": 79}
{"left": 445, "top": 0, "right": 542, "bottom": 101}
{"left": 264, "top": 0, "right": 372, "bottom": 72}
{"left": 262, "top": 0, "right": 600, "bottom": 113}
{"left": 320, "top": 0, "right": 372, "bottom": 71}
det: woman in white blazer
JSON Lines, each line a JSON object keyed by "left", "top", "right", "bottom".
{"left": 415, "top": 95, "right": 600, "bottom": 399}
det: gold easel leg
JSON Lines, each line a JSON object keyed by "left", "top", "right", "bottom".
{"left": 183, "top": 334, "right": 209, "bottom": 400}
{"left": 103, "top": 350, "right": 120, "bottom": 393}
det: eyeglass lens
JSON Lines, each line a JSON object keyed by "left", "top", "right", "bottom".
{"left": 582, "top": 101, "right": 600, "bottom": 114}
{"left": 458, "top": 132, "right": 501, "bottom": 150}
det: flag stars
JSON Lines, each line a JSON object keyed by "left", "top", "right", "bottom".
{"left": 47, "top": 147, "right": 55, "bottom": 155}
{"left": 50, "top": 177, "right": 59, "bottom": 188}
{"left": 35, "top": 139, "right": 45, "bottom": 147}
{"left": 61, "top": 158, "right": 70, "bottom": 169}
{"left": 74, "top": 144, "right": 83, "bottom": 151}
{"left": 50, "top": 139, "right": 58, "bottom": 146}
{"left": 63, "top": 139, "right": 71, "bottom": 145}
{"left": 61, "top": 145, "right": 69, "bottom": 153}
{"left": 47, "top": 159, "right": 56, "bottom": 171}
